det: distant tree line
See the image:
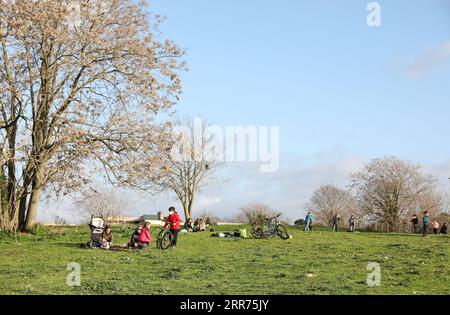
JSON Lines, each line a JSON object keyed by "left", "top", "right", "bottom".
{"left": 306, "top": 156, "right": 449, "bottom": 232}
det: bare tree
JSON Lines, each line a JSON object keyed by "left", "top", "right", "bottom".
{"left": 227, "top": 212, "right": 248, "bottom": 224}
{"left": 149, "top": 118, "right": 223, "bottom": 221}
{"left": 412, "top": 190, "right": 445, "bottom": 217}
{"left": 306, "top": 184, "right": 356, "bottom": 226}
{"left": 414, "top": 191, "right": 449, "bottom": 224}
{"left": 0, "top": 0, "right": 184, "bottom": 231}
{"left": 350, "top": 156, "right": 437, "bottom": 232}
{"left": 75, "top": 187, "right": 132, "bottom": 224}
{"left": 240, "top": 203, "right": 278, "bottom": 226}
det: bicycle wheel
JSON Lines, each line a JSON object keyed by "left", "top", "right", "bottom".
{"left": 158, "top": 230, "right": 173, "bottom": 250}
{"left": 276, "top": 224, "right": 290, "bottom": 240}
{"left": 263, "top": 230, "right": 275, "bottom": 239}
{"left": 251, "top": 227, "right": 263, "bottom": 239}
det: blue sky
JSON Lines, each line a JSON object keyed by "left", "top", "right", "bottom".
{"left": 152, "top": 0, "right": 450, "bottom": 163}
{"left": 39, "top": 1, "right": 450, "bottom": 223}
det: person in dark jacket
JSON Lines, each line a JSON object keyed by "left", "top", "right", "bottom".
{"left": 440, "top": 223, "right": 447, "bottom": 235}
{"left": 128, "top": 225, "right": 142, "bottom": 248}
{"left": 348, "top": 215, "right": 356, "bottom": 232}
{"left": 411, "top": 214, "right": 419, "bottom": 233}
{"left": 184, "top": 218, "right": 194, "bottom": 232}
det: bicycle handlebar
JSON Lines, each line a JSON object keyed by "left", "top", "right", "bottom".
{"left": 263, "top": 213, "right": 282, "bottom": 221}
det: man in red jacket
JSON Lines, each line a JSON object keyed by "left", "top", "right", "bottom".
{"left": 164, "top": 207, "right": 181, "bottom": 248}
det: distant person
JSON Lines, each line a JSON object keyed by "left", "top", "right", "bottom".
{"left": 128, "top": 225, "right": 142, "bottom": 248}
{"left": 332, "top": 214, "right": 341, "bottom": 232}
{"left": 440, "top": 223, "right": 447, "bottom": 235}
{"left": 305, "top": 212, "right": 313, "bottom": 232}
{"left": 432, "top": 221, "right": 440, "bottom": 235}
{"left": 422, "top": 211, "right": 430, "bottom": 237}
{"left": 137, "top": 222, "right": 152, "bottom": 248}
{"left": 193, "top": 219, "right": 200, "bottom": 232}
{"left": 411, "top": 214, "right": 419, "bottom": 233}
{"left": 101, "top": 225, "right": 113, "bottom": 249}
{"left": 349, "top": 215, "right": 356, "bottom": 232}
{"left": 184, "top": 218, "right": 194, "bottom": 232}
{"left": 205, "top": 217, "right": 211, "bottom": 226}
{"left": 199, "top": 219, "right": 206, "bottom": 232}
{"left": 164, "top": 207, "right": 181, "bottom": 248}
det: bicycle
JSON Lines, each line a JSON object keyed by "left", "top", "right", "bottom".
{"left": 251, "top": 214, "right": 290, "bottom": 240}
{"left": 156, "top": 226, "right": 173, "bottom": 250}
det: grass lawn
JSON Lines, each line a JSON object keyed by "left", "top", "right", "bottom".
{"left": 0, "top": 225, "right": 449, "bottom": 295}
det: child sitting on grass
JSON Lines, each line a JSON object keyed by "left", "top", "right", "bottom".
{"left": 101, "top": 226, "right": 114, "bottom": 249}
{"left": 137, "top": 221, "right": 152, "bottom": 249}
{"left": 128, "top": 225, "right": 142, "bottom": 248}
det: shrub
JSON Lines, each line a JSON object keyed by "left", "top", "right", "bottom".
{"left": 240, "top": 203, "right": 278, "bottom": 226}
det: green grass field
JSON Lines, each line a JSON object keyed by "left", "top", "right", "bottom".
{"left": 0, "top": 225, "right": 449, "bottom": 295}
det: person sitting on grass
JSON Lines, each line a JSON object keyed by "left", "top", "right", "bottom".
{"left": 128, "top": 225, "right": 142, "bottom": 248}
{"left": 193, "top": 219, "right": 200, "bottom": 232}
{"left": 137, "top": 222, "right": 152, "bottom": 249}
{"left": 440, "top": 223, "right": 447, "bottom": 235}
{"left": 101, "top": 226, "right": 113, "bottom": 249}
{"left": 183, "top": 218, "right": 194, "bottom": 232}
{"left": 199, "top": 218, "right": 206, "bottom": 232}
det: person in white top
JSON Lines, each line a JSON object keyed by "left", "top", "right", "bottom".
{"left": 432, "top": 221, "right": 440, "bottom": 235}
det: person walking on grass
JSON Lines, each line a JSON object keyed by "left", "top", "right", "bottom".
{"left": 164, "top": 207, "right": 181, "bottom": 249}
{"left": 349, "top": 215, "right": 356, "bottom": 232}
{"left": 305, "top": 212, "right": 313, "bottom": 232}
{"left": 332, "top": 214, "right": 341, "bottom": 232}
{"left": 411, "top": 214, "right": 419, "bottom": 233}
{"left": 423, "top": 211, "right": 430, "bottom": 237}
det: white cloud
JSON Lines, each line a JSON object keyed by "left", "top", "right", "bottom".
{"left": 403, "top": 41, "right": 450, "bottom": 78}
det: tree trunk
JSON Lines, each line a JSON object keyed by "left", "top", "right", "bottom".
{"left": 182, "top": 201, "right": 190, "bottom": 222}
{"left": 188, "top": 193, "right": 195, "bottom": 220}
{"left": 0, "top": 166, "right": 6, "bottom": 227}
{"left": 18, "top": 190, "right": 29, "bottom": 230}
{"left": 23, "top": 170, "right": 43, "bottom": 231}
